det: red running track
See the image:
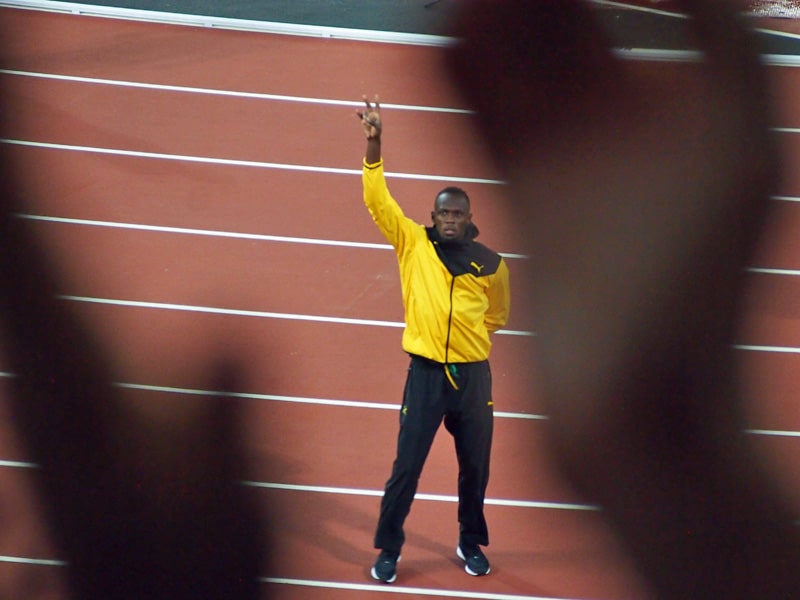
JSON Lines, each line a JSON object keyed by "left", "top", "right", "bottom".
{"left": 0, "top": 6, "right": 799, "bottom": 600}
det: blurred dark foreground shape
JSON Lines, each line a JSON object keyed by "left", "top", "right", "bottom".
{"left": 0, "top": 110, "right": 265, "bottom": 599}
{"left": 446, "top": 0, "right": 800, "bottom": 598}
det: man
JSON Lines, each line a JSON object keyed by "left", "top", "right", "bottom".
{"left": 357, "top": 96, "right": 511, "bottom": 584}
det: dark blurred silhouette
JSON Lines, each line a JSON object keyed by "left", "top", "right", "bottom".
{"left": 447, "top": 0, "right": 800, "bottom": 598}
{"left": 0, "top": 0, "right": 798, "bottom": 599}
{"left": 0, "top": 98, "right": 264, "bottom": 600}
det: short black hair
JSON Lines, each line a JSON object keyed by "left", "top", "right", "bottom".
{"left": 435, "top": 186, "right": 470, "bottom": 209}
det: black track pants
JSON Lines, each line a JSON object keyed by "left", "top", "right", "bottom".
{"left": 373, "top": 355, "right": 494, "bottom": 553}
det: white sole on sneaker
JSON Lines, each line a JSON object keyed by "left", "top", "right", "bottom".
{"left": 370, "top": 554, "right": 401, "bottom": 584}
{"left": 370, "top": 567, "right": 397, "bottom": 584}
{"left": 456, "top": 545, "right": 491, "bottom": 576}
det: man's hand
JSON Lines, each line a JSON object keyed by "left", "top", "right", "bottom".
{"left": 357, "top": 95, "right": 381, "bottom": 140}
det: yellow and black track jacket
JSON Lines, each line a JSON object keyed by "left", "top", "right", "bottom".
{"left": 363, "top": 159, "right": 511, "bottom": 365}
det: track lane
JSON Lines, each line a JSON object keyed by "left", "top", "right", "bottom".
{"left": 27, "top": 305, "right": 540, "bottom": 414}
{"left": 0, "top": 461, "right": 650, "bottom": 599}
{"left": 8, "top": 220, "right": 533, "bottom": 329}
{"left": 135, "top": 389, "right": 585, "bottom": 506}
{"left": 249, "top": 487, "right": 652, "bottom": 600}
{"left": 0, "top": 145, "right": 516, "bottom": 252}
{"left": 741, "top": 353, "right": 800, "bottom": 431}
{"left": 0, "top": 9, "right": 469, "bottom": 109}
{"left": 0, "top": 74, "right": 499, "bottom": 181}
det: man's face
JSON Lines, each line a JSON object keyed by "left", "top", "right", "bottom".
{"left": 432, "top": 192, "right": 472, "bottom": 240}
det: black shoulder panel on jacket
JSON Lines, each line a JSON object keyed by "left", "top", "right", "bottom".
{"left": 465, "top": 241, "right": 502, "bottom": 277}
{"left": 431, "top": 239, "right": 502, "bottom": 277}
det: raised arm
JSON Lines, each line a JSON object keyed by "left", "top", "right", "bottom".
{"left": 357, "top": 95, "right": 382, "bottom": 164}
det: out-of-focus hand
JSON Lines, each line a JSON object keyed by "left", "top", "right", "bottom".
{"left": 446, "top": 1, "right": 800, "bottom": 598}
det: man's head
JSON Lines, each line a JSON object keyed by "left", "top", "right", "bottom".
{"left": 432, "top": 187, "right": 472, "bottom": 240}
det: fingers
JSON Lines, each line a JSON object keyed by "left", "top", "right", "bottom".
{"left": 355, "top": 109, "right": 378, "bottom": 124}
{"left": 356, "top": 94, "right": 378, "bottom": 116}
{"left": 357, "top": 94, "right": 382, "bottom": 137}
{"left": 354, "top": 111, "right": 379, "bottom": 130}
{"left": 362, "top": 93, "right": 380, "bottom": 113}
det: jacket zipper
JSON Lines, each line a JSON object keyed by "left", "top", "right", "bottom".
{"left": 444, "top": 275, "right": 459, "bottom": 389}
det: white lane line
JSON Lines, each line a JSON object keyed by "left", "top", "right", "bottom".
{"left": 0, "top": 138, "right": 505, "bottom": 185}
{"left": 2, "top": 456, "right": 583, "bottom": 511}
{"left": 17, "top": 213, "right": 800, "bottom": 269}
{"left": 0, "top": 68, "right": 472, "bottom": 114}
{"left": 590, "top": 0, "right": 687, "bottom": 19}
{"left": 9, "top": 378, "right": 800, "bottom": 432}
{"left": 7, "top": 372, "right": 800, "bottom": 433}
{"left": 612, "top": 48, "right": 700, "bottom": 63}
{"left": 242, "top": 481, "right": 599, "bottom": 511}
{"left": 0, "top": 555, "right": 67, "bottom": 566}
{"left": 747, "top": 429, "right": 800, "bottom": 438}
{"left": 5, "top": 372, "right": 799, "bottom": 431}
{"left": 0, "top": 560, "right": 582, "bottom": 598}
{"left": 734, "top": 344, "right": 800, "bottom": 354}
{"left": 261, "top": 577, "right": 585, "bottom": 600}
{"left": 57, "top": 294, "right": 535, "bottom": 337}
{"left": 0, "top": 459, "right": 37, "bottom": 468}
{"left": 13, "top": 210, "right": 800, "bottom": 269}
{"left": 59, "top": 293, "right": 404, "bottom": 328}
{"left": 748, "top": 268, "right": 800, "bottom": 277}
{"left": 14, "top": 214, "right": 530, "bottom": 259}
{"left": 115, "top": 382, "right": 406, "bottom": 411}
{"left": 8, "top": 66, "right": 800, "bottom": 127}
{"left": 4, "top": 137, "right": 800, "bottom": 198}
{"left": 19, "top": 214, "right": 394, "bottom": 251}
{"left": 112, "top": 381, "right": 549, "bottom": 420}
{"left": 0, "top": 459, "right": 591, "bottom": 510}
{"left": 36, "top": 294, "right": 800, "bottom": 343}
{"left": 59, "top": 294, "right": 800, "bottom": 343}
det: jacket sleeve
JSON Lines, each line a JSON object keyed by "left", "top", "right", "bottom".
{"left": 484, "top": 258, "right": 511, "bottom": 333}
{"left": 362, "top": 159, "right": 415, "bottom": 252}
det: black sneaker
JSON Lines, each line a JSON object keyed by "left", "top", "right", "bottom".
{"left": 457, "top": 542, "right": 491, "bottom": 576}
{"left": 370, "top": 550, "right": 400, "bottom": 583}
